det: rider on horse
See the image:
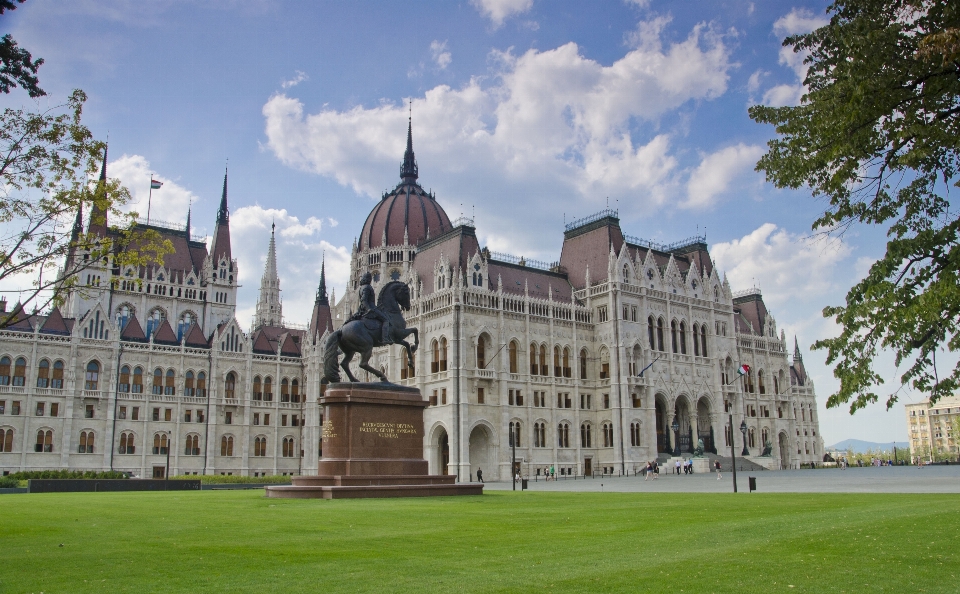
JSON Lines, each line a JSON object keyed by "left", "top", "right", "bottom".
{"left": 350, "top": 272, "right": 392, "bottom": 345}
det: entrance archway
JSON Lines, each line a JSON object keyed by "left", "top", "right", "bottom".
{"left": 778, "top": 432, "right": 790, "bottom": 470}
{"left": 674, "top": 397, "right": 693, "bottom": 453}
{"left": 696, "top": 397, "right": 715, "bottom": 453}
{"left": 468, "top": 424, "right": 494, "bottom": 481}
{"left": 436, "top": 428, "right": 450, "bottom": 475}
{"left": 655, "top": 395, "right": 669, "bottom": 453}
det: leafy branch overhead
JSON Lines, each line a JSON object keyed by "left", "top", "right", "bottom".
{"left": 749, "top": 0, "right": 960, "bottom": 412}
{"left": 0, "top": 90, "right": 172, "bottom": 328}
{"left": 0, "top": 0, "right": 44, "bottom": 97}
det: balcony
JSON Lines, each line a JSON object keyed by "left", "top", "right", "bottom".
{"left": 475, "top": 368, "right": 496, "bottom": 380}
{"left": 0, "top": 385, "right": 25, "bottom": 394}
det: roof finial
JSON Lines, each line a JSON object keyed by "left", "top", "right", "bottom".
{"left": 400, "top": 101, "right": 418, "bottom": 182}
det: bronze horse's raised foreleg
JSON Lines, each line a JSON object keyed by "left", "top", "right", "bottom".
{"left": 339, "top": 350, "right": 360, "bottom": 383}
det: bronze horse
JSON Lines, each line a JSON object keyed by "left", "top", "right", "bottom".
{"left": 322, "top": 281, "right": 419, "bottom": 383}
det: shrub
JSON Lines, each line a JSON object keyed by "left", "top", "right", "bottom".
{"left": 9, "top": 470, "right": 128, "bottom": 481}
{"left": 0, "top": 476, "right": 20, "bottom": 488}
{"left": 170, "top": 474, "right": 292, "bottom": 484}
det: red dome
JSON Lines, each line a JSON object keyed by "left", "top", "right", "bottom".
{"left": 359, "top": 181, "right": 451, "bottom": 249}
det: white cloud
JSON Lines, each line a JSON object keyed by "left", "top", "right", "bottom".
{"left": 712, "top": 223, "right": 850, "bottom": 307}
{"left": 760, "top": 9, "right": 829, "bottom": 107}
{"left": 108, "top": 154, "right": 200, "bottom": 231}
{"left": 685, "top": 143, "right": 764, "bottom": 208}
{"left": 773, "top": 8, "right": 828, "bottom": 37}
{"left": 471, "top": 0, "right": 534, "bottom": 28}
{"left": 430, "top": 40, "right": 452, "bottom": 70}
{"left": 262, "top": 20, "right": 732, "bottom": 255}
{"left": 281, "top": 70, "right": 308, "bottom": 89}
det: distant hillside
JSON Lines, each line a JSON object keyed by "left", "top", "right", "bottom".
{"left": 827, "top": 439, "right": 909, "bottom": 454}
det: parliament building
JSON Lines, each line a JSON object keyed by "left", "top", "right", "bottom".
{"left": 0, "top": 123, "right": 824, "bottom": 480}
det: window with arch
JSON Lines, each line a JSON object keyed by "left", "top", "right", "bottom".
{"left": 11, "top": 357, "right": 25, "bottom": 386}
{"left": 509, "top": 341, "right": 518, "bottom": 374}
{"left": 599, "top": 348, "right": 610, "bottom": 379}
{"left": 476, "top": 337, "right": 486, "bottom": 370}
{"left": 529, "top": 343, "right": 538, "bottom": 375}
{"left": 281, "top": 378, "right": 290, "bottom": 402}
{"left": 602, "top": 422, "right": 614, "bottom": 448}
{"left": 657, "top": 318, "right": 665, "bottom": 351}
{"left": 184, "top": 371, "right": 195, "bottom": 396}
{"left": 562, "top": 347, "right": 571, "bottom": 377}
{"left": 748, "top": 427, "right": 756, "bottom": 448}
{"left": 0, "top": 428, "right": 14, "bottom": 452}
{"left": 282, "top": 436, "right": 296, "bottom": 457}
{"left": 153, "top": 433, "right": 169, "bottom": 454}
{"left": 196, "top": 372, "right": 207, "bottom": 397}
{"left": 431, "top": 340, "right": 440, "bottom": 373}
{"left": 132, "top": 366, "right": 143, "bottom": 393}
{"left": 758, "top": 370, "right": 766, "bottom": 395}
{"left": 508, "top": 421, "right": 521, "bottom": 447}
{"left": 118, "top": 431, "right": 136, "bottom": 454}
{"left": 558, "top": 422, "right": 570, "bottom": 448}
{"left": 579, "top": 349, "right": 588, "bottom": 380}
{"left": 145, "top": 307, "right": 166, "bottom": 339}
{"left": 291, "top": 378, "right": 300, "bottom": 403}
{"left": 538, "top": 344, "right": 547, "bottom": 376}
{"left": 254, "top": 436, "right": 267, "bottom": 457}
{"left": 648, "top": 316, "right": 656, "bottom": 350}
{"left": 692, "top": 324, "right": 700, "bottom": 356}
{"left": 119, "top": 365, "right": 131, "bottom": 393}
{"left": 37, "top": 359, "right": 50, "bottom": 388}
{"left": 116, "top": 304, "right": 133, "bottom": 331}
{"left": 253, "top": 376, "right": 263, "bottom": 400}
{"left": 85, "top": 361, "right": 100, "bottom": 390}
{"left": 679, "top": 321, "right": 687, "bottom": 354}
{"left": 184, "top": 434, "right": 200, "bottom": 456}
{"left": 78, "top": 431, "right": 95, "bottom": 453}
{"left": 220, "top": 435, "right": 234, "bottom": 456}
{"left": 439, "top": 338, "right": 448, "bottom": 372}
{"left": 51, "top": 360, "right": 64, "bottom": 389}
{"left": 580, "top": 423, "right": 592, "bottom": 448}
{"left": 176, "top": 311, "right": 195, "bottom": 341}
{"left": 533, "top": 422, "right": 546, "bottom": 448}
{"left": 224, "top": 372, "right": 236, "bottom": 399}
{"left": 630, "top": 422, "right": 641, "bottom": 446}
{"left": 670, "top": 320, "right": 679, "bottom": 353}
{"left": 152, "top": 368, "right": 163, "bottom": 395}
{"left": 554, "top": 346, "right": 561, "bottom": 377}
{"left": 164, "top": 369, "right": 176, "bottom": 395}
{"left": 773, "top": 374, "right": 780, "bottom": 395}
{"left": 714, "top": 286, "right": 720, "bottom": 302}
{"left": 263, "top": 377, "right": 273, "bottom": 401}
{"left": 35, "top": 429, "right": 53, "bottom": 452}
{"left": 747, "top": 369, "right": 755, "bottom": 393}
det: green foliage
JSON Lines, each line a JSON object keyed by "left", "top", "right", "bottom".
{"left": 0, "top": 0, "right": 45, "bottom": 98}
{"left": 749, "top": 0, "right": 960, "bottom": 411}
{"left": 0, "top": 90, "right": 172, "bottom": 324}
{"left": 0, "top": 491, "right": 958, "bottom": 592}
{"left": 170, "top": 474, "right": 292, "bottom": 484}
{"left": 8, "top": 469, "right": 128, "bottom": 480}
{"left": 0, "top": 475, "right": 19, "bottom": 488}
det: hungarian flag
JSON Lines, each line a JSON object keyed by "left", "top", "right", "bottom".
{"left": 736, "top": 364, "right": 750, "bottom": 377}
{"left": 150, "top": 179, "right": 163, "bottom": 189}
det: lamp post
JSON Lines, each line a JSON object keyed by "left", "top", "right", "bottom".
{"left": 510, "top": 427, "right": 516, "bottom": 491}
{"left": 165, "top": 430, "right": 171, "bottom": 486}
{"left": 740, "top": 419, "right": 749, "bottom": 457}
{"left": 671, "top": 417, "right": 680, "bottom": 457}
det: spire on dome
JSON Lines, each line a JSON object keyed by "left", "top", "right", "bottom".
{"left": 400, "top": 104, "right": 418, "bottom": 182}
{"left": 253, "top": 222, "right": 282, "bottom": 328}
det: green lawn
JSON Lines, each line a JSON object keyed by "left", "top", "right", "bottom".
{"left": 1, "top": 491, "right": 956, "bottom": 593}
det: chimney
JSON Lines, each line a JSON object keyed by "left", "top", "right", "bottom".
{"left": 0, "top": 296, "right": 6, "bottom": 313}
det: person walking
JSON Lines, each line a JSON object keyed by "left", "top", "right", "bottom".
{"left": 675, "top": 459, "right": 681, "bottom": 475}
{"left": 476, "top": 468, "right": 483, "bottom": 483}
{"left": 644, "top": 461, "right": 652, "bottom": 481}
{"left": 715, "top": 459, "right": 722, "bottom": 480}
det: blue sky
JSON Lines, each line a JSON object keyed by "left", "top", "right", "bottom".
{"left": 1, "top": 0, "right": 919, "bottom": 445}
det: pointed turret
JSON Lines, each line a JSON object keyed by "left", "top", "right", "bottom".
{"left": 87, "top": 146, "right": 108, "bottom": 237}
{"left": 185, "top": 207, "right": 191, "bottom": 240}
{"left": 309, "top": 255, "right": 334, "bottom": 343}
{"left": 400, "top": 113, "right": 418, "bottom": 183}
{"left": 253, "top": 222, "right": 282, "bottom": 328}
{"left": 210, "top": 168, "right": 232, "bottom": 266}
{"left": 791, "top": 336, "right": 808, "bottom": 386}
{"left": 64, "top": 201, "right": 84, "bottom": 273}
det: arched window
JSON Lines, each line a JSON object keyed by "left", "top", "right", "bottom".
{"left": 51, "top": 360, "right": 64, "bottom": 389}
{"left": 118, "top": 365, "right": 130, "bottom": 393}
{"left": 476, "top": 338, "right": 486, "bottom": 369}
{"left": 554, "top": 346, "right": 561, "bottom": 377}
{"left": 579, "top": 349, "right": 588, "bottom": 380}
{"left": 164, "top": 369, "right": 176, "bottom": 395}
{"left": 79, "top": 431, "right": 95, "bottom": 453}
{"left": 439, "top": 338, "right": 448, "bottom": 372}
{"left": 282, "top": 436, "right": 295, "bottom": 457}
{"left": 12, "top": 357, "right": 26, "bottom": 386}
{"left": 539, "top": 344, "right": 547, "bottom": 376}
{"left": 773, "top": 375, "right": 780, "bottom": 395}
{"left": 281, "top": 378, "right": 290, "bottom": 402}
{"left": 220, "top": 435, "right": 234, "bottom": 456}
{"left": 254, "top": 436, "right": 267, "bottom": 457}
{"left": 224, "top": 372, "right": 236, "bottom": 399}
{"left": 85, "top": 361, "right": 100, "bottom": 391}
{"left": 679, "top": 321, "right": 687, "bottom": 354}
{"left": 37, "top": 359, "right": 50, "bottom": 388}
{"left": 630, "top": 422, "right": 641, "bottom": 447}
{"left": 758, "top": 370, "right": 766, "bottom": 394}
{"left": 0, "top": 428, "right": 13, "bottom": 452}
{"left": 119, "top": 431, "right": 135, "bottom": 454}
{"left": 671, "top": 320, "right": 679, "bottom": 353}
{"left": 599, "top": 348, "right": 610, "bottom": 379}
{"left": 602, "top": 423, "right": 614, "bottom": 448}
{"left": 508, "top": 421, "right": 521, "bottom": 447}
{"left": 558, "top": 423, "right": 570, "bottom": 448}
{"left": 656, "top": 318, "right": 664, "bottom": 351}
{"left": 184, "top": 435, "right": 200, "bottom": 456}
{"left": 748, "top": 428, "right": 756, "bottom": 448}
{"left": 562, "top": 347, "right": 571, "bottom": 378}
{"left": 197, "top": 372, "right": 207, "bottom": 397}
{"left": 152, "top": 368, "right": 163, "bottom": 395}
{"left": 132, "top": 366, "right": 143, "bottom": 393}
{"left": 529, "top": 343, "right": 537, "bottom": 375}
{"left": 432, "top": 340, "right": 440, "bottom": 373}
{"left": 291, "top": 378, "right": 300, "bottom": 403}
{"left": 153, "top": 433, "right": 168, "bottom": 454}
{"left": 184, "top": 371, "right": 195, "bottom": 397}
{"left": 264, "top": 376, "right": 273, "bottom": 401}
{"left": 508, "top": 341, "right": 518, "bottom": 374}
{"left": 701, "top": 325, "right": 708, "bottom": 357}
{"left": 0, "top": 356, "right": 10, "bottom": 385}
{"left": 253, "top": 376, "right": 263, "bottom": 400}
{"left": 692, "top": 324, "right": 700, "bottom": 357}
{"left": 623, "top": 264, "right": 630, "bottom": 283}
{"left": 35, "top": 429, "right": 53, "bottom": 452}
{"left": 648, "top": 317, "right": 656, "bottom": 350}
{"left": 580, "top": 423, "right": 592, "bottom": 448}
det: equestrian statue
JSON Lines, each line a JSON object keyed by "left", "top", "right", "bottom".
{"left": 322, "top": 273, "right": 419, "bottom": 384}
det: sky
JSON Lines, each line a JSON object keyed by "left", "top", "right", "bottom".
{"left": 0, "top": 0, "right": 922, "bottom": 446}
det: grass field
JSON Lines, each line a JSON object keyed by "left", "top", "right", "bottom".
{"left": 2, "top": 490, "right": 957, "bottom": 593}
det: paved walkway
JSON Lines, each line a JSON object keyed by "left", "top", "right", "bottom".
{"left": 481, "top": 465, "right": 960, "bottom": 493}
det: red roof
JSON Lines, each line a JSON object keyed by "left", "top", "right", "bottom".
{"left": 183, "top": 323, "right": 210, "bottom": 348}
{"left": 151, "top": 319, "right": 179, "bottom": 345}
{"left": 360, "top": 182, "right": 451, "bottom": 249}
{"left": 120, "top": 314, "right": 147, "bottom": 342}
{"left": 39, "top": 307, "right": 70, "bottom": 335}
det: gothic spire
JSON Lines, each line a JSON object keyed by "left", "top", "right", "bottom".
{"left": 88, "top": 145, "right": 108, "bottom": 237}
{"left": 185, "top": 206, "right": 191, "bottom": 240}
{"left": 316, "top": 253, "right": 329, "bottom": 306}
{"left": 217, "top": 167, "right": 229, "bottom": 224}
{"left": 210, "top": 167, "right": 233, "bottom": 265}
{"left": 400, "top": 106, "right": 418, "bottom": 182}
{"left": 253, "top": 222, "right": 282, "bottom": 328}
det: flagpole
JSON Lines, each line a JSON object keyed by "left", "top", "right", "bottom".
{"left": 147, "top": 174, "right": 153, "bottom": 225}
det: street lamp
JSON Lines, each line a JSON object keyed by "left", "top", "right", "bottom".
{"left": 165, "top": 430, "right": 172, "bottom": 486}
{"left": 671, "top": 417, "right": 681, "bottom": 457}
{"left": 740, "top": 419, "right": 749, "bottom": 457}
{"left": 510, "top": 426, "right": 516, "bottom": 491}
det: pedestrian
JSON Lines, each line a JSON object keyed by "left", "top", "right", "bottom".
{"left": 653, "top": 461, "right": 659, "bottom": 479}
{"left": 476, "top": 468, "right": 483, "bottom": 483}
{"left": 715, "top": 459, "right": 722, "bottom": 479}
{"left": 644, "top": 461, "right": 652, "bottom": 481}
{"left": 675, "top": 459, "right": 681, "bottom": 475}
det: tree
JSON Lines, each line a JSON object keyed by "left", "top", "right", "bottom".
{"left": 0, "top": 89, "right": 171, "bottom": 328}
{"left": 0, "top": 0, "right": 44, "bottom": 97}
{"left": 749, "top": 0, "right": 960, "bottom": 412}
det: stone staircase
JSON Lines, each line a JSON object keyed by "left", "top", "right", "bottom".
{"left": 655, "top": 451, "right": 769, "bottom": 472}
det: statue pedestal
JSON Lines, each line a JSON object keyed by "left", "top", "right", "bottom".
{"left": 266, "top": 383, "right": 482, "bottom": 499}
{"left": 692, "top": 457, "right": 711, "bottom": 474}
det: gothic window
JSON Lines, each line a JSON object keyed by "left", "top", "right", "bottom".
{"left": 714, "top": 286, "right": 720, "bottom": 302}
{"left": 291, "top": 378, "right": 300, "bottom": 403}
{"left": 539, "top": 344, "right": 547, "bottom": 376}
{"left": 432, "top": 340, "right": 440, "bottom": 373}
{"left": 671, "top": 320, "right": 679, "bottom": 353}
{"left": 224, "top": 372, "right": 236, "bottom": 399}
{"left": 1, "top": 357, "right": 13, "bottom": 385}
{"left": 116, "top": 304, "right": 133, "bottom": 331}
{"left": 623, "top": 264, "right": 630, "bottom": 283}
{"left": 554, "top": 346, "right": 561, "bottom": 377}
{"left": 657, "top": 318, "right": 664, "bottom": 351}
{"left": 647, "top": 317, "right": 655, "bottom": 350}
{"left": 146, "top": 307, "right": 166, "bottom": 339}
{"left": 562, "top": 347, "right": 571, "bottom": 378}
{"left": 758, "top": 370, "right": 766, "bottom": 395}
{"left": 132, "top": 367, "right": 143, "bottom": 393}
{"left": 281, "top": 378, "right": 290, "bottom": 402}
{"left": 701, "top": 325, "right": 708, "bottom": 357}
{"left": 184, "top": 371, "right": 195, "bottom": 396}
{"left": 599, "top": 347, "right": 610, "bottom": 379}
{"left": 679, "top": 321, "right": 687, "bottom": 354}
{"left": 0, "top": 428, "right": 12, "bottom": 452}
{"left": 390, "top": 269, "right": 401, "bottom": 281}
{"left": 580, "top": 423, "right": 592, "bottom": 448}
{"left": 253, "top": 436, "right": 267, "bottom": 457}
{"left": 36, "top": 359, "right": 50, "bottom": 388}
{"left": 119, "top": 365, "right": 130, "bottom": 393}
{"left": 78, "top": 431, "right": 95, "bottom": 453}
{"left": 529, "top": 343, "right": 538, "bottom": 375}
{"left": 509, "top": 341, "right": 518, "bottom": 374}
{"left": 630, "top": 422, "right": 641, "bottom": 447}
{"left": 164, "top": 369, "right": 176, "bottom": 395}
{"left": 85, "top": 361, "right": 100, "bottom": 391}
{"left": 35, "top": 429, "right": 53, "bottom": 452}
{"left": 439, "top": 338, "right": 448, "bottom": 372}
{"left": 282, "top": 436, "right": 296, "bottom": 457}
{"left": 197, "top": 372, "right": 206, "bottom": 397}
{"left": 177, "top": 311, "right": 194, "bottom": 341}
{"left": 118, "top": 432, "right": 135, "bottom": 454}
{"left": 153, "top": 433, "right": 169, "bottom": 454}
{"left": 220, "top": 435, "right": 234, "bottom": 456}
{"left": 264, "top": 377, "right": 273, "bottom": 401}
{"left": 508, "top": 421, "right": 521, "bottom": 447}
{"left": 476, "top": 338, "right": 486, "bottom": 369}
{"left": 579, "top": 349, "right": 588, "bottom": 380}
{"left": 602, "top": 422, "right": 614, "bottom": 448}
{"left": 558, "top": 422, "right": 570, "bottom": 448}
{"left": 693, "top": 324, "right": 700, "bottom": 356}
{"left": 253, "top": 376, "right": 262, "bottom": 400}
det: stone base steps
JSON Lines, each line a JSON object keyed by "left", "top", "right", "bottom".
{"left": 264, "top": 474, "right": 484, "bottom": 499}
